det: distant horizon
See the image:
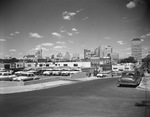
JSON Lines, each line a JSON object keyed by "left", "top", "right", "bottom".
{"left": 1, "top": 0, "right": 150, "bottom": 59}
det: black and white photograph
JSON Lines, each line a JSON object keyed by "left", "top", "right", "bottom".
{"left": 0, "top": 0, "right": 150, "bottom": 117}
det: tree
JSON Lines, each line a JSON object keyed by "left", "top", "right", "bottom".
{"left": 142, "top": 54, "right": 150, "bottom": 72}
{"left": 119, "top": 57, "right": 137, "bottom": 63}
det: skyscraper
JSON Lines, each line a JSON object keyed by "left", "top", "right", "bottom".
{"left": 131, "top": 38, "right": 142, "bottom": 63}
{"left": 100, "top": 45, "right": 113, "bottom": 58}
{"left": 35, "top": 49, "right": 42, "bottom": 59}
{"left": 84, "top": 49, "right": 92, "bottom": 59}
{"left": 64, "top": 52, "right": 71, "bottom": 60}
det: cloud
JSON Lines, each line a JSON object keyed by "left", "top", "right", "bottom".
{"left": 9, "top": 49, "right": 16, "bottom": 52}
{"left": 54, "top": 46, "right": 63, "bottom": 49}
{"left": 126, "top": 0, "right": 144, "bottom": 9}
{"left": 67, "top": 32, "right": 73, "bottom": 36}
{"left": 35, "top": 46, "right": 49, "bottom": 51}
{"left": 72, "top": 28, "right": 78, "bottom": 32}
{"left": 71, "top": 28, "right": 79, "bottom": 34}
{"left": 56, "top": 41, "right": 66, "bottom": 44}
{"left": 41, "top": 43, "right": 54, "bottom": 46}
{"left": 82, "top": 17, "right": 88, "bottom": 20}
{"left": 15, "top": 31, "right": 20, "bottom": 34}
{"left": 10, "top": 31, "right": 20, "bottom": 36}
{"left": 41, "top": 47, "right": 49, "bottom": 51}
{"left": 52, "top": 32, "right": 63, "bottom": 38}
{"left": 29, "top": 32, "right": 43, "bottom": 38}
{"left": 117, "top": 41, "right": 126, "bottom": 45}
{"left": 10, "top": 33, "right": 14, "bottom": 36}
{"left": 146, "top": 33, "right": 150, "bottom": 37}
{"left": 76, "top": 9, "right": 84, "bottom": 13}
{"left": 34, "top": 43, "right": 54, "bottom": 51}
{"left": 62, "top": 11, "right": 76, "bottom": 20}
{"left": 140, "top": 33, "right": 150, "bottom": 40}
{"left": 104, "top": 37, "right": 112, "bottom": 40}
{"left": 0, "top": 39, "right": 6, "bottom": 41}
{"left": 126, "top": 1, "right": 136, "bottom": 9}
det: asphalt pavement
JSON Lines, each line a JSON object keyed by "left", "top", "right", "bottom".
{"left": 0, "top": 78, "right": 149, "bottom": 117}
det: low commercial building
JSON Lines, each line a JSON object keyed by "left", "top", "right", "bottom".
{"left": 112, "top": 63, "right": 135, "bottom": 72}
{"left": 56, "top": 62, "right": 91, "bottom": 68}
{"left": 25, "top": 62, "right": 91, "bottom": 68}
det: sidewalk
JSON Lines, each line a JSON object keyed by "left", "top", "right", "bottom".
{"left": 0, "top": 77, "right": 98, "bottom": 94}
{"left": 137, "top": 72, "right": 150, "bottom": 91}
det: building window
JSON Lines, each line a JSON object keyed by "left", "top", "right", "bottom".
{"left": 46, "top": 64, "right": 49, "bottom": 67}
{"left": 119, "top": 69, "right": 123, "bottom": 71}
{"left": 39, "top": 64, "right": 42, "bottom": 67}
{"left": 113, "top": 68, "right": 117, "bottom": 69}
{"left": 64, "top": 64, "right": 68, "bottom": 66}
{"left": 74, "top": 64, "right": 78, "bottom": 67}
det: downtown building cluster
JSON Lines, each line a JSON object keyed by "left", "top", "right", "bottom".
{"left": 0, "top": 38, "right": 146, "bottom": 72}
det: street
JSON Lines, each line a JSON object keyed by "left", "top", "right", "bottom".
{"left": 0, "top": 78, "right": 150, "bottom": 117}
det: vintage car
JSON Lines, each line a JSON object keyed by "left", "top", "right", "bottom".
{"left": 118, "top": 71, "right": 142, "bottom": 86}
{"left": 43, "top": 70, "right": 53, "bottom": 76}
{"left": 0, "top": 72, "right": 16, "bottom": 81}
{"left": 13, "top": 72, "right": 39, "bottom": 81}
{"left": 61, "top": 70, "right": 70, "bottom": 76}
{"left": 97, "top": 71, "right": 112, "bottom": 78}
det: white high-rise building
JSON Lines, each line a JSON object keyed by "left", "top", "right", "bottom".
{"left": 35, "top": 49, "right": 42, "bottom": 59}
{"left": 131, "top": 38, "right": 142, "bottom": 63}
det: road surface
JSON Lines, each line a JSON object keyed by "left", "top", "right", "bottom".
{"left": 0, "top": 78, "right": 150, "bottom": 117}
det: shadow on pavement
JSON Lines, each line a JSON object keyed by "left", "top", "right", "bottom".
{"left": 118, "top": 85, "right": 137, "bottom": 88}
{"left": 135, "top": 101, "right": 150, "bottom": 109}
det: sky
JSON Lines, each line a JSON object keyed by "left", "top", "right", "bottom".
{"left": 0, "top": 0, "right": 150, "bottom": 59}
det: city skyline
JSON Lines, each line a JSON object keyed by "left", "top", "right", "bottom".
{"left": 1, "top": 0, "right": 150, "bottom": 59}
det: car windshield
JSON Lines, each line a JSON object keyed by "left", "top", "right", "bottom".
{"left": 122, "top": 72, "right": 134, "bottom": 77}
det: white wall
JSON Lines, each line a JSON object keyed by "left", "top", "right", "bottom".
{"left": 112, "top": 63, "right": 134, "bottom": 72}
{"left": 24, "top": 63, "right": 36, "bottom": 68}
{"left": 56, "top": 62, "right": 91, "bottom": 68}
{"left": 23, "top": 62, "right": 91, "bottom": 68}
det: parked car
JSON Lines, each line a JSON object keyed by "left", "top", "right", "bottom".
{"left": 97, "top": 71, "right": 111, "bottom": 78}
{"left": 51, "top": 70, "right": 61, "bottom": 76}
{"left": 61, "top": 70, "right": 70, "bottom": 76}
{"left": 0, "top": 72, "right": 16, "bottom": 81}
{"left": 27, "top": 70, "right": 38, "bottom": 75}
{"left": 13, "top": 72, "right": 40, "bottom": 81}
{"left": 43, "top": 70, "right": 53, "bottom": 76}
{"left": 118, "top": 71, "right": 142, "bottom": 86}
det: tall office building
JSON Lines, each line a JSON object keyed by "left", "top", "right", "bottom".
{"left": 100, "top": 45, "right": 113, "bottom": 58}
{"left": 56, "top": 52, "right": 63, "bottom": 60}
{"left": 35, "top": 49, "right": 42, "bottom": 59}
{"left": 64, "top": 52, "right": 71, "bottom": 60}
{"left": 93, "top": 46, "right": 100, "bottom": 57}
{"left": 84, "top": 49, "right": 92, "bottom": 59}
{"left": 131, "top": 38, "right": 142, "bottom": 63}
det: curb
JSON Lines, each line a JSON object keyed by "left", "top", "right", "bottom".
{"left": 136, "top": 77, "right": 150, "bottom": 91}
{"left": 0, "top": 80, "right": 76, "bottom": 94}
